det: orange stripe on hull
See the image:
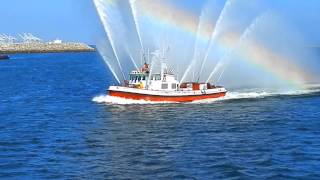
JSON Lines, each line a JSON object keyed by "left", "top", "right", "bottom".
{"left": 108, "top": 90, "right": 226, "bottom": 102}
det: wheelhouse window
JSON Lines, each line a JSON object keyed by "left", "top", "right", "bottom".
{"left": 171, "top": 83, "right": 176, "bottom": 89}
{"left": 155, "top": 74, "right": 161, "bottom": 81}
{"left": 161, "top": 83, "right": 168, "bottom": 89}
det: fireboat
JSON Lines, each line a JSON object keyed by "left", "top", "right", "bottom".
{"left": 108, "top": 50, "right": 227, "bottom": 102}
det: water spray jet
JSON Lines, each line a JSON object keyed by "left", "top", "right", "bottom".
{"left": 93, "top": 0, "right": 126, "bottom": 81}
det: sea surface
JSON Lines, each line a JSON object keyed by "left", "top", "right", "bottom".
{"left": 0, "top": 52, "right": 320, "bottom": 179}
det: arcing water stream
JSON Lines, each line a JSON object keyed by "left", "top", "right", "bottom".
{"left": 93, "top": 0, "right": 320, "bottom": 91}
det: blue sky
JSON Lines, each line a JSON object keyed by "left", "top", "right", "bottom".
{"left": 0, "top": 0, "right": 319, "bottom": 44}
{"left": 0, "top": 0, "right": 103, "bottom": 43}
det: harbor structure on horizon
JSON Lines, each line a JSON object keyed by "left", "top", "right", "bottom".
{"left": 0, "top": 33, "right": 95, "bottom": 54}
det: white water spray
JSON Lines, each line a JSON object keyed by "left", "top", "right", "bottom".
{"left": 93, "top": 0, "right": 126, "bottom": 80}
{"left": 180, "top": 62, "right": 193, "bottom": 84}
{"left": 199, "top": 0, "right": 232, "bottom": 79}
{"left": 179, "top": 22, "right": 202, "bottom": 83}
{"left": 103, "top": 56, "right": 121, "bottom": 83}
{"left": 92, "top": 0, "right": 320, "bottom": 89}
{"left": 206, "top": 13, "right": 269, "bottom": 83}
{"left": 129, "top": 0, "right": 144, "bottom": 51}
{"left": 180, "top": 0, "right": 222, "bottom": 83}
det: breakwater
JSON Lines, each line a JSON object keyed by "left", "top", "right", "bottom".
{"left": 0, "top": 42, "right": 95, "bottom": 54}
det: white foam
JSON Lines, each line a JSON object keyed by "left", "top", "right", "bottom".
{"left": 92, "top": 95, "right": 174, "bottom": 105}
{"left": 189, "top": 91, "right": 268, "bottom": 104}
{"left": 191, "top": 88, "right": 320, "bottom": 104}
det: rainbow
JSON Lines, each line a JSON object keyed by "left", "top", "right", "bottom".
{"left": 133, "top": 0, "right": 314, "bottom": 87}
{"left": 135, "top": 0, "right": 212, "bottom": 40}
{"left": 204, "top": 30, "right": 314, "bottom": 87}
{"left": 96, "top": 0, "right": 315, "bottom": 87}
{"left": 237, "top": 40, "right": 314, "bottom": 87}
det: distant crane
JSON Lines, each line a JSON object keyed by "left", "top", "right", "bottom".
{"left": 18, "top": 33, "right": 42, "bottom": 43}
{"left": 0, "top": 34, "right": 17, "bottom": 44}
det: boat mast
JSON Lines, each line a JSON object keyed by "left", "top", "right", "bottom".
{"left": 145, "top": 49, "right": 152, "bottom": 89}
{"left": 140, "top": 49, "right": 143, "bottom": 66}
{"left": 147, "top": 48, "right": 150, "bottom": 63}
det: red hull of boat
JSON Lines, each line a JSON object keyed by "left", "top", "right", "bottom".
{"left": 109, "top": 90, "right": 226, "bottom": 102}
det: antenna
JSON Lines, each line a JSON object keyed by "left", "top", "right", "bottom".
{"left": 196, "top": 76, "right": 200, "bottom": 83}
{"left": 147, "top": 48, "right": 150, "bottom": 64}
{"left": 140, "top": 49, "right": 143, "bottom": 66}
{"left": 176, "top": 64, "right": 179, "bottom": 82}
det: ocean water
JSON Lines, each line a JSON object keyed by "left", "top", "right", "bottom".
{"left": 1, "top": 52, "right": 320, "bottom": 179}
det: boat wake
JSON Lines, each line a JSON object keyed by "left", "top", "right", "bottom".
{"left": 93, "top": 86, "right": 320, "bottom": 105}
{"left": 192, "top": 87, "right": 320, "bottom": 104}
{"left": 92, "top": 95, "right": 175, "bottom": 105}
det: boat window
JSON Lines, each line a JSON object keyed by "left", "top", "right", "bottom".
{"left": 142, "top": 76, "right": 146, "bottom": 80}
{"left": 138, "top": 76, "right": 141, "bottom": 81}
{"left": 171, "top": 83, "right": 176, "bottom": 89}
{"left": 155, "top": 74, "right": 161, "bottom": 81}
{"left": 161, "top": 83, "right": 168, "bottom": 89}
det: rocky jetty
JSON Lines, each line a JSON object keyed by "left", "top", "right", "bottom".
{"left": 0, "top": 33, "right": 95, "bottom": 54}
